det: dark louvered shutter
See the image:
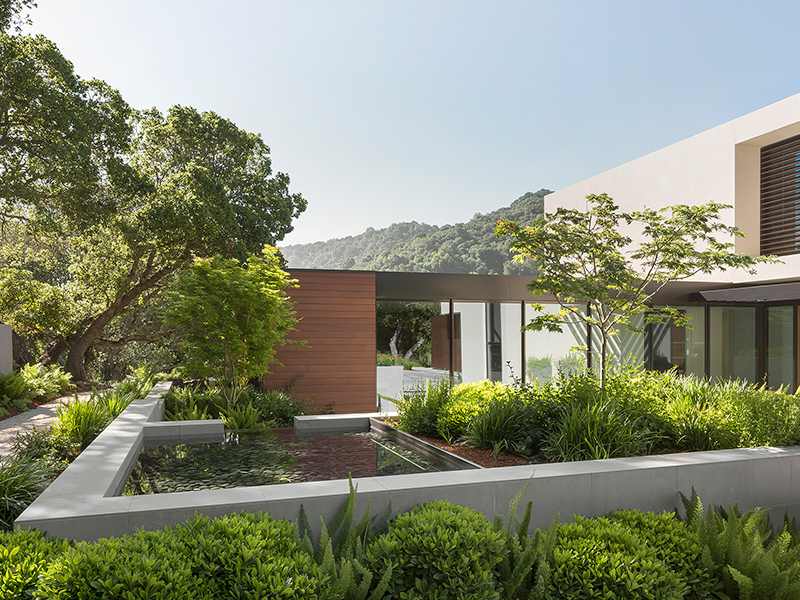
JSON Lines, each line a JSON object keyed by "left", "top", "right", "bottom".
{"left": 761, "top": 133, "right": 800, "bottom": 256}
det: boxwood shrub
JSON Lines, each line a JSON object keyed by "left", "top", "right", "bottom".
{"left": 365, "top": 500, "right": 505, "bottom": 599}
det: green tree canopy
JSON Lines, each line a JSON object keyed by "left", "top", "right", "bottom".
{"left": 496, "top": 193, "right": 778, "bottom": 385}
{"left": 0, "top": 32, "right": 307, "bottom": 381}
{"left": 0, "top": 33, "right": 133, "bottom": 228}
{"left": 162, "top": 246, "right": 300, "bottom": 405}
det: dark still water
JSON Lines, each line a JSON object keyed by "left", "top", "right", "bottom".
{"left": 122, "top": 428, "right": 446, "bottom": 495}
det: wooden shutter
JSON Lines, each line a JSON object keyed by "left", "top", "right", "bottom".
{"left": 761, "top": 133, "right": 800, "bottom": 256}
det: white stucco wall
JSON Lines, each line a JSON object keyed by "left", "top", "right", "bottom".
{"left": 546, "top": 93, "right": 800, "bottom": 284}
{"left": 501, "top": 303, "right": 523, "bottom": 384}
{"left": 452, "top": 302, "right": 487, "bottom": 383}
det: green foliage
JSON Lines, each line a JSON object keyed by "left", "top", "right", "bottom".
{"left": 497, "top": 193, "right": 777, "bottom": 384}
{"left": 376, "top": 301, "right": 440, "bottom": 363}
{"left": 282, "top": 191, "right": 548, "bottom": 274}
{"left": 551, "top": 515, "right": 685, "bottom": 599}
{"left": 365, "top": 500, "right": 505, "bottom": 599}
{"left": 163, "top": 387, "right": 227, "bottom": 421}
{"left": 681, "top": 489, "right": 800, "bottom": 599}
{"left": 114, "top": 365, "right": 158, "bottom": 398}
{"left": 221, "top": 402, "right": 265, "bottom": 430}
{"left": 465, "top": 394, "right": 528, "bottom": 458}
{"left": 300, "top": 476, "right": 393, "bottom": 600}
{"left": 251, "top": 389, "right": 310, "bottom": 427}
{"left": 0, "top": 369, "right": 32, "bottom": 415}
{"left": 394, "top": 378, "right": 452, "bottom": 437}
{"left": 50, "top": 398, "right": 114, "bottom": 453}
{"left": 18, "top": 363, "right": 72, "bottom": 401}
{"left": 162, "top": 245, "right": 301, "bottom": 406}
{"left": 436, "top": 382, "right": 490, "bottom": 441}
{"left": 492, "top": 484, "right": 559, "bottom": 600}
{"left": 34, "top": 511, "right": 334, "bottom": 599}
{"left": 0, "top": 456, "right": 53, "bottom": 531}
{"left": 0, "top": 528, "right": 72, "bottom": 599}
{"left": 543, "top": 400, "right": 659, "bottom": 462}
{"left": 1, "top": 38, "right": 307, "bottom": 382}
{"left": 607, "top": 509, "right": 716, "bottom": 598}
{"left": 376, "top": 353, "right": 422, "bottom": 370}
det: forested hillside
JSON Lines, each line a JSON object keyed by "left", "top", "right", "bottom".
{"left": 281, "top": 189, "right": 550, "bottom": 274}
{"left": 280, "top": 221, "right": 438, "bottom": 269}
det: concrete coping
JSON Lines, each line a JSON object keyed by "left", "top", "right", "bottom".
{"left": 15, "top": 381, "right": 800, "bottom": 542}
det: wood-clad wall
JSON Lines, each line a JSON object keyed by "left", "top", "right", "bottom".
{"left": 262, "top": 271, "right": 377, "bottom": 414}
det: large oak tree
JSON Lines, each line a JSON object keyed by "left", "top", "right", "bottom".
{"left": 0, "top": 31, "right": 306, "bottom": 381}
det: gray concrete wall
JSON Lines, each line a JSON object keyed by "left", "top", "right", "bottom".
{"left": 16, "top": 384, "right": 800, "bottom": 541}
{"left": 0, "top": 324, "right": 11, "bottom": 375}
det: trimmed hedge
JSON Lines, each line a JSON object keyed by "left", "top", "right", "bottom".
{"left": 3, "top": 493, "right": 800, "bottom": 599}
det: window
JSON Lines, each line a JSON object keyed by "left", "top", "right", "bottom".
{"left": 761, "top": 133, "right": 800, "bottom": 256}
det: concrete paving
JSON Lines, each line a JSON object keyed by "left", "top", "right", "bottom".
{"left": 0, "top": 392, "right": 94, "bottom": 458}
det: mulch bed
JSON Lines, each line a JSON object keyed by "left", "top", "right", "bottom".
{"left": 412, "top": 434, "right": 538, "bottom": 468}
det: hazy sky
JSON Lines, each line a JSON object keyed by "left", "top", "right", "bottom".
{"left": 23, "top": 1, "right": 800, "bottom": 246}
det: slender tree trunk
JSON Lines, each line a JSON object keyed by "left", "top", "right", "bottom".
{"left": 389, "top": 317, "right": 403, "bottom": 356}
{"left": 403, "top": 336, "right": 426, "bottom": 361}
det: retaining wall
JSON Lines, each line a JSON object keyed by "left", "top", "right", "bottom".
{"left": 15, "top": 382, "right": 800, "bottom": 541}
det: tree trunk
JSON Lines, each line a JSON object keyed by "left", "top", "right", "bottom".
{"left": 389, "top": 317, "right": 403, "bottom": 357}
{"left": 404, "top": 336, "right": 427, "bottom": 361}
{"left": 11, "top": 328, "right": 32, "bottom": 367}
{"left": 39, "top": 337, "right": 69, "bottom": 367}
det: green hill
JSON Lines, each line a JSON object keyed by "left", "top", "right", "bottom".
{"left": 281, "top": 189, "right": 550, "bottom": 274}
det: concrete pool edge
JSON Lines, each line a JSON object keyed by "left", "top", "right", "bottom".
{"left": 15, "top": 382, "right": 800, "bottom": 541}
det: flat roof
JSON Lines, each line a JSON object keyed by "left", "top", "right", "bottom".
{"left": 288, "top": 268, "right": 800, "bottom": 305}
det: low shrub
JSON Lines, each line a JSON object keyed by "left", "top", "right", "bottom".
{"left": 366, "top": 500, "right": 505, "bottom": 599}
{"left": 163, "top": 387, "right": 228, "bottom": 421}
{"left": 0, "top": 456, "right": 54, "bottom": 531}
{"left": 394, "top": 378, "right": 452, "bottom": 437}
{"left": 114, "top": 365, "right": 159, "bottom": 398}
{"left": 607, "top": 509, "right": 716, "bottom": 598}
{"left": 221, "top": 402, "right": 265, "bottom": 430}
{"left": 30, "top": 511, "right": 335, "bottom": 600}
{"left": 251, "top": 389, "right": 310, "bottom": 427}
{"left": 18, "top": 363, "right": 72, "bottom": 402}
{"left": 0, "top": 528, "right": 71, "bottom": 598}
{"left": 436, "top": 381, "right": 506, "bottom": 442}
{"left": 0, "top": 370, "right": 32, "bottom": 416}
{"left": 551, "top": 515, "right": 685, "bottom": 599}
{"left": 376, "top": 353, "right": 421, "bottom": 370}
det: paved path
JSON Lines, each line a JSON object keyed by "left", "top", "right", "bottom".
{"left": 0, "top": 392, "right": 93, "bottom": 458}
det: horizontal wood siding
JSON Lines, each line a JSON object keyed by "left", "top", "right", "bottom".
{"left": 263, "top": 271, "right": 376, "bottom": 413}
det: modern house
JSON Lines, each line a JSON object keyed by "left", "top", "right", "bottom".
{"left": 544, "top": 92, "right": 800, "bottom": 390}
{"left": 267, "top": 94, "right": 800, "bottom": 411}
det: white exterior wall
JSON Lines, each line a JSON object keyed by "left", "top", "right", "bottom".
{"left": 501, "top": 303, "right": 522, "bottom": 384}
{"left": 546, "top": 93, "right": 800, "bottom": 284}
{"left": 453, "top": 302, "right": 487, "bottom": 383}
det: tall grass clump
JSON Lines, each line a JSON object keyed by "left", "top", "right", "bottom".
{"left": 0, "top": 456, "right": 53, "bottom": 531}
{"left": 544, "top": 400, "right": 660, "bottom": 462}
{"left": 50, "top": 399, "right": 114, "bottom": 453}
{"left": 114, "top": 365, "right": 158, "bottom": 398}
{"left": 394, "top": 378, "right": 452, "bottom": 437}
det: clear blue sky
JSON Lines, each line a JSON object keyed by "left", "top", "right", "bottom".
{"left": 24, "top": 1, "right": 800, "bottom": 246}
